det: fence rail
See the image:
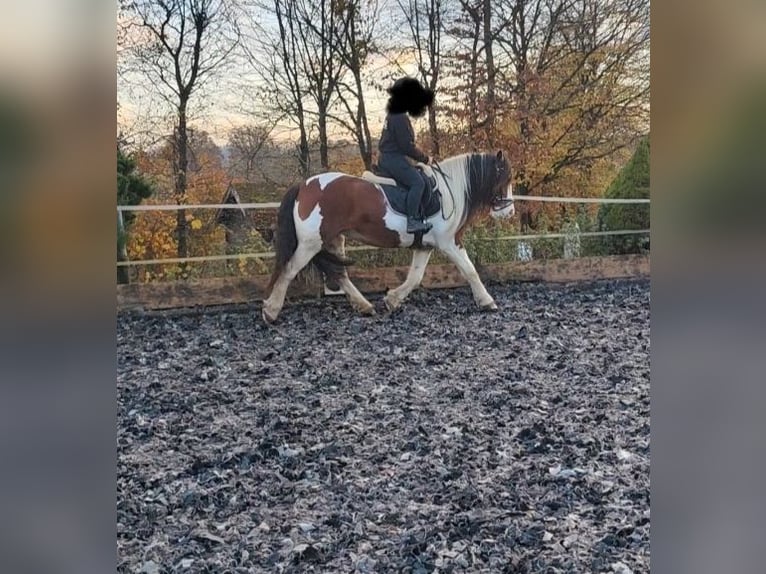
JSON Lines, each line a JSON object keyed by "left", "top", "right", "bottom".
{"left": 116, "top": 229, "right": 650, "bottom": 267}
{"left": 116, "top": 195, "right": 649, "bottom": 212}
{"left": 117, "top": 195, "right": 649, "bottom": 268}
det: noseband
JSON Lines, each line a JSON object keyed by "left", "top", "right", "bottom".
{"left": 492, "top": 197, "right": 515, "bottom": 211}
{"left": 491, "top": 162, "right": 514, "bottom": 211}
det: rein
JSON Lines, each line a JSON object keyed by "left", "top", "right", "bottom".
{"left": 431, "top": 160, "right": 457, "bottom": 220}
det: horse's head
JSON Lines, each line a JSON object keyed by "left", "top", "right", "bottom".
{"left": 489, "top": 150, "right": 515, "bottom": 220}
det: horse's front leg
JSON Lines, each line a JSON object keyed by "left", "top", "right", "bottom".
{"left": 440, "top": 244, "right": 497, "bottom": 310}
{"left": 384, "top": 249, "right": 432, "bottom": 311}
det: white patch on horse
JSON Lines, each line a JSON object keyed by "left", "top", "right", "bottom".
{"left": 294, "top": 201, "right": 323, "bottom": 243}
{"left": 375, "top": 184, "right": 430, "bottom": 247}
{"left": 382, "top": 207, "right": 417, "bottom": 247}
{"left": 306, "top": 172, "right": 345, "bottom": 191}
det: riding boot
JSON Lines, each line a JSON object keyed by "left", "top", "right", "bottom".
{"left": 407, "top": 216, "right": 432, "bottom": 234}
{"left": 406, "top": 182, "right": 432, "bottom": 234}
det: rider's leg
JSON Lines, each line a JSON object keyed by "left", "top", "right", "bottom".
{"left": 379, "top": 154, "right": 432, "bottom": 234}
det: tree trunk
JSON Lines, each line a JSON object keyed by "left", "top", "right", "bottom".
{"left": 353, "top": 66, "right": 373, "bottom": 170}
{"left": 175, "top": 100, "right": 190, "bottom": 272}
{"left": 428, "top": 103, "right": 440, "bottom": 156}
{"left": 318, "top": 100, "right": 330, "bottom": 170}
{"left": 482, "top": 0, "right": 496, "bottom": 138}
{"left": 117, "top": 211, "right": 130, "bottom": 284}
{"left": 359, "top": 100, "right": 373, "bottom": 170}
{"left": 298, "top": 121, "right": 310, "bottom": 177}
{"left": 468, "top": 15, "right": 480, "bottom": 144}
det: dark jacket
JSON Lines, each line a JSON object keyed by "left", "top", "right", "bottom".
{"left": 378, "top": 113, "right": 429, "bottom": 164}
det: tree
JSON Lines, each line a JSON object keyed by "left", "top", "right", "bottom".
{"left": 117, "top": 146, "right": 155, "bottom": 283}
{"left": 394, "top": 0, "right": 446, "bottom": 155}
{"left": 598, "top": 135, "right": 649, "bottom": 254}
{"left": 128, "top": 131, "right": 230, "bottom": 282}
{"left": 118, "top": 147, "right": 155, "bottom": 225}
{"left": 241, "top": 0, "right": 314, "bottom": 177}
{"left": 329, "top": 0, "right": 380, "bottom": 170}
{"left": 442, "top": 1, "right": 484, "bottom": 144}
{"left": 293, "top": 0, "right": 348, "bottom": 170}
{"left": 227, "top": 124, "right": 274, "bottom": 181}
{"left": 120, "top": 0, "right": 240, "bottom": 273}
{"left": 481, "top": 0, "right": 496, "bottom": 138}
{"left": 490, "top": 0, "right": 649, "bottom": 229}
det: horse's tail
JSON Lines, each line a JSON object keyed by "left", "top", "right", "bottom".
{"left": 267, "top": 184, "right": 353, "bottom": 291}
{"left": 267, "top": 184, "right": 301, "bottom": 291}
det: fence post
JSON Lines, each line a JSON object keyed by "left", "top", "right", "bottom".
{"left": 563, "top": 221, "right": 581, "bottom": 259}
{"left": 517, "top": 241, "right": 533, "bottom": 262}
{"left": 117, "top": 210, "right": 130, "bottom": 284}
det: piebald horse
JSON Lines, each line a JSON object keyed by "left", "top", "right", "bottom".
{"left": 262, "top": 150, "right": 515, "bottom": 323}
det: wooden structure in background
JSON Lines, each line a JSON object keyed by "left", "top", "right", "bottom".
{"left": 117, "top": 254, "right": 649, "bottom": 311}
{"left": 214, "top": 183, "right": 280, "bottom": 250}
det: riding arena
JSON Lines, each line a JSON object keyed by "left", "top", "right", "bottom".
{"left": 118, "top": 237, "right": 649, "bottom": 572}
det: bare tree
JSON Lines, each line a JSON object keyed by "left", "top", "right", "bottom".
{"left": 292, "top": 0, "right": 348, "bottom": 170}
{"left": 490, "top": 0, "right": 649, "bottom": 228}
{"left": 329, "top": 0, "right": 380, "bottom": 170}
{"left": 492, "top": 0, "right": 570, "bottom": 206}
{"left": 121, "top": 0, "right": 241, "bottom": 266}
{"left": 241, "top": 0, "right": 314, "bottom": 177}
{"left": 502, "top": 0, "right": 649, "bottom": 185}
{"left": 395, "top": 0, "right": 446, "bottom": 155}
{"left": 443, "top": 1, "right": 483, "bottom": 144}
{"left": 482, "top": 0, "right": 496, "bottom": 138}
{"left": 227, "top": 124, "right": 275, "bottom": 180}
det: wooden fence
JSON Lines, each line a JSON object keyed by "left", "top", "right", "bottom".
{"left": 116, "top": 195, "right": 649, "bottom": 311}
{"left": 117, "top": 254, "right": 649, "bottom": 311}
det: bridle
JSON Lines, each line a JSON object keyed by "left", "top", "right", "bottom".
{"left": 492, "top": 193, "right": 515, "bottom": 211}
{"left": 431, "top": 160, "right": 456, "bottom": 219}
{"left": 491, "top": 161, "right": 514, "bottom": 212}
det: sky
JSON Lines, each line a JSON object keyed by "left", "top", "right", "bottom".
{"left": 116, "top": 0, "right": 425, "bottom": 148}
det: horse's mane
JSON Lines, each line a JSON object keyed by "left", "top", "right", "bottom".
{"left": 436, "top": 152, "right": 499, "bottom": 219}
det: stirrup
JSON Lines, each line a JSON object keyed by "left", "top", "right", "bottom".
{"left": 407, "top": 217, "right": 432, "bottom": 234}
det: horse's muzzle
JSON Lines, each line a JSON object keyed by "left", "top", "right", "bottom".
{"left": 492, "top": 198, "right": 515, "bottom": 212}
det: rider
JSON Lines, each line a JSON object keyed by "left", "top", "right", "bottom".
{"left": 377, "top": 77, "right": 434, "bottom": 234}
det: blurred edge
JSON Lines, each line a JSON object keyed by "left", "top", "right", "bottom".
{"left": 0, "top": 0, "right": 116, "bottom": 317}
{"left": 0, "top": 1, "right": 117, "bottom": 574}
{"left": 0, "top": 0, "right": 765, "bottom": 573}
{"left": 653, "top": 2, "right": 766, "bottom": 574}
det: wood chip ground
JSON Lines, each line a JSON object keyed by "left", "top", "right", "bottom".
{"left": 118, "top": 279, "right": 650, "bottom": 573}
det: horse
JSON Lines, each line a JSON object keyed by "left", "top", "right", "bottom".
{"left": 261, "top": 150, "right": 516, "bottom": 323}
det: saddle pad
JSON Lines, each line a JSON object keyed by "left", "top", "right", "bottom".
{"left": 377, "top": 182, "right": 441, "bottom": 219}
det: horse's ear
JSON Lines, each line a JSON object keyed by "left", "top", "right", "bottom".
{"left": 496, "top": 150, "right": 504, "bottom": 161}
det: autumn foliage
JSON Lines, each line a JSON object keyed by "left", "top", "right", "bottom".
{"left": 126, "top": 131, "right": 229, "bottom": 282}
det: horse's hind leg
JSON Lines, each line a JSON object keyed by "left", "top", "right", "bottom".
{"left": 384, "top": 249, "right": 432, "bottom": 311}
{"left": 327, "top": 236, "right": 375, "bottom": 316}
{"left": 263, "top": 239, "right": 321, "bottom": 323}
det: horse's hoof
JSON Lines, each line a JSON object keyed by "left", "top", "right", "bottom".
{"left": 481, "top": 301, "right": 499, "bottom": 312}
{"left": 383, "top": 296, "right": 399, "bottom": 312}
{"left": 262, "top": 308, "right": 277, "bottom": 324}
{"left": 358, "top": 304, "right": 376, "bottom": 316}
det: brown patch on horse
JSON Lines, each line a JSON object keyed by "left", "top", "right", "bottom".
{"left": 317, "top": 176, "right": 401, "bottom": 248}
{"left": 297, "top": 179, "right": 322, "bottom": 220}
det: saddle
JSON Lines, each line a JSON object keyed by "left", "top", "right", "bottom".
{"left": 361, "top": 162, "right": 441, "bottom": 219}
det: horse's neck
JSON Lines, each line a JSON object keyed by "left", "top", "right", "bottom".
{"left": 438, "top": 154, "right": 474, "bottom": 223}
{"left": 438, "top": 154, "right": 470, "bottom": 190}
